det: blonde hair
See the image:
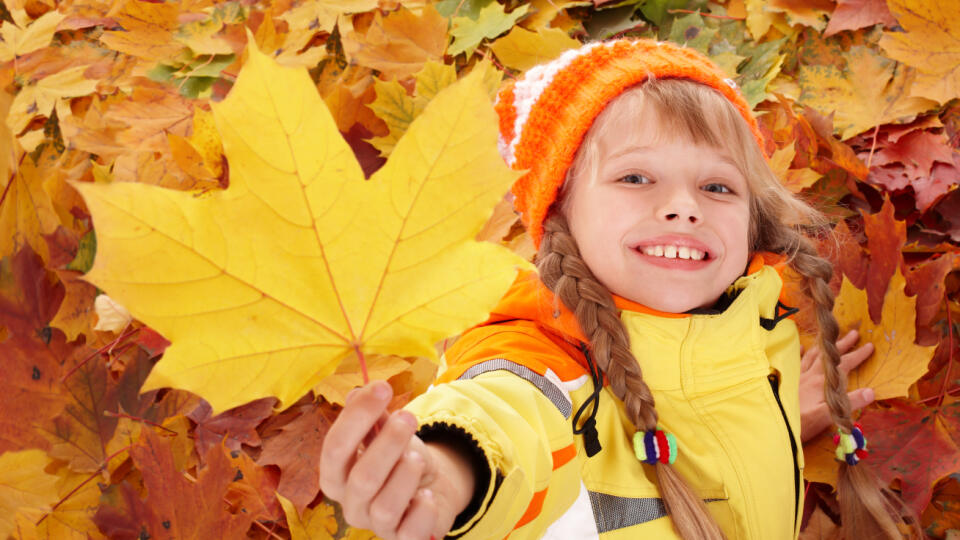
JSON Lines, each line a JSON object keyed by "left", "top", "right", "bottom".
{"left": 536, "top": 78, "right": 919, "bottom": 539}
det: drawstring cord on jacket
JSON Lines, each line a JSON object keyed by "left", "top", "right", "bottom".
{"left": 573, "top": 342, "right": 603, "bottom": 457}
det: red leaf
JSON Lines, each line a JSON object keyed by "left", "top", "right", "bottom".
{"left": 859, "top": 399, "right": 960, "bottom": 517}
{"left": 866, "top": 130, "right": 960, "bottom": 210}
{"left": 95, "top": 428, "right": 255, "bottom": 538}
{"left": 257, "top": 403, "right": 330, "bottom": 513}
{"left": 136, "top": 326, "right": 171, "bottom": 357}
{"left": 824, "top": 0, "right": 897, "bottom": 37}
{"left": 906, "top": 253, "right": 959, "bottom": 345}
{"left": 187, "top": 398, "right": 276, "bottom": 460}
{"left": 835, "top": 219, "right": 868, "bottom": 289}
{"left": 863, "top": 199, "right": 907, "bottom": 323}
{"left": 0, "top": 332, "right": 70, "bottom": 453}
{"left": 0, "top": 245, "right": 65, "bottom": 337}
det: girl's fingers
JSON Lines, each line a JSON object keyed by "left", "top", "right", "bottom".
{"left": 838, "top": 341, "right": 874, "bottom": 375}
{"left": 847, "top": 387, "right": 875, "bottom": 412}
{"left": 319, "top": 381, "right": 394, "bottom": 500}
{"left": 801, "top": 330, "right": 867, "bottom": 374}
{"left": 344, "top": 409, "right": 420, "bottom": 515}
{"left": 800, "top": 345, "right": 819, "bottom": 372}
{"left": 835, "top": 329, "right": 861, "bottom": 355}
{"left": 396, "top": 489, "right": 439, "bottom": 540}
{"left": 368, "top": 449, "right": 427, "bottom": 533}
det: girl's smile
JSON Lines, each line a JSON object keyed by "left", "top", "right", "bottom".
{"left": 562, "top": 102, "right": 751, "bottom": 314}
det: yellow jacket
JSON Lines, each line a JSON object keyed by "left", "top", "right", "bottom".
{"left": 406, "top": 260, "right": 804, "bottom": 540}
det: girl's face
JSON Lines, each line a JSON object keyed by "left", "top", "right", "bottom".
{"left": 563, "top": 104, "right": 752, "bottom": 313}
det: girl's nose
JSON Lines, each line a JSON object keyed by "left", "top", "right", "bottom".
{"left": 658, "top": 189, "right": 702, "bottom": 224}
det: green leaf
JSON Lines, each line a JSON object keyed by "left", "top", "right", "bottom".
{"left": 66, "top": 230, "right": 96, "bottom": 274}
{"left": 449, "top": 2, "right": 530, "bottom": 57}
{"left": 434, "top": 0, "right": 493, "bottom": 19}
{"left": 666, "top": 13, "right": 717, "bottom": 53}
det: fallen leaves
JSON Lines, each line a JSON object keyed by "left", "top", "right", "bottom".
{"left": 490, "top": 26, "right": 580, "bottom": 71}
{"left": 879, "top": 0, "right": 960, "bottom": 105}
{"left": 798, "top": 45, "right": 937, "bottom": 139}
{"left": 2, "top": 0, "right": 960, "bottom": 537}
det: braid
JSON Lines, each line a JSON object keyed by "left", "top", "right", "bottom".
{"left": 536, "top": 213, "right": 725, "bottom": 540}
{"left": 537, "top": 214, "right": 657, "bottom": 429}
{"left": 767, "top": 225, "right": 920, "bottom": 539}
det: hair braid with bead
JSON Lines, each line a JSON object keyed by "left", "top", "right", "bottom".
{"left": 536, "top": 213, "right": 727, "bottom": 540}
{"left": 537, "top": 77, "right": 920, "bottom": 538}
{"left": 758, "top": 222, "right": 921, "bottom": 539}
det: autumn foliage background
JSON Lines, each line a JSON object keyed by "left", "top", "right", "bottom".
{"left": 1, "top": 0, "right": 959, "bottom": 537}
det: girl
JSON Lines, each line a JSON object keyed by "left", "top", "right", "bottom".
{"left": 319, "top": 39, "right": 913, "bottom": 540}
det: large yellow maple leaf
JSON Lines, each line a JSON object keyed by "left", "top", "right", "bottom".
{"left": 74, "top": 43, "right": 526, "bottom": 414}
{"left": 833, "top": 269, "right": 935, "bottom": 400}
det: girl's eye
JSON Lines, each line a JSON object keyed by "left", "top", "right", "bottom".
{"left": 620, "top": 174, "right": 652, "bottom": 185}
{"left": 703, "top": 183, "right": 733, "bottom": 194}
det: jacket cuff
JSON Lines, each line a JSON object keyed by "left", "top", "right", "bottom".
{"left": 417, "top": 419, "right": 503, "bottom": 537}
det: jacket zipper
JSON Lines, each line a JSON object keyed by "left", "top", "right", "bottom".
{"left": 768, "top": 374, "right": 800, "bottom": 534}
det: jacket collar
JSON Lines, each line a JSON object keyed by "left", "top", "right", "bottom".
{"left": 484, "top": 253, "right": 786, "bottom": 345}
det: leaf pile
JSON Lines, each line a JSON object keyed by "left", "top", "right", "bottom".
{"left": 1, "top": 0, "right": 959, "bottom": 538}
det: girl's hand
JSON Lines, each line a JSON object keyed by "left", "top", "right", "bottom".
{"left": 319, "top": 381, "right": 473, "bottom": 540}
{"left": 798, "top": 329, "right": 876, "bottom": 443}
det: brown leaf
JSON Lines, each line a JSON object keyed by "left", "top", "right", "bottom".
{"left": 824, "top": 0, "right": 896, "bottom": 37}
{"left": 0, "top": 333, "right": 69, "bottom": 454}
{"left": 225, "top": 445, "right": 281, "bottom": 521}
{"left": 187, "top": 398, "right": 276, "bottom": 460}
{"left": 48, "top": 269, "right": 98, "bottom": 341}
{"left": 95, "top": 428, "right": 255, "bottom": 538}
{"left": 0, "top": 244, "right": 64, "bottom": 337}
{"left": 906, "top": 253, "right": 960, "bottom": 345}
{"left": 99, "top": 0, "right": 185, "bottom": 61}
{"left": 257, "top": 403, "right": 330, "bottom": 513}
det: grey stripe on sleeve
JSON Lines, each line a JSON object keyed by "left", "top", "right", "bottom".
{"left": 457, "top": 358, "right": 572, "bottom": 419}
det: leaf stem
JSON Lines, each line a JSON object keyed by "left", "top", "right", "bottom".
{"left": 0, "top": 153, "right": 26, "bottom": 213}
{"left": 610, "top": 23, "right": 649, "bottom": 39}
{"left": 252, "top": 519, "right": 285, "bottom": 540}
{"left": 60, "top": 326, "right": 140, "bottom": 382}
{"left": 866, "top": 124, "right": 880, "bottom": 170}
{"left": 355, "top": 344, "right": 369, "bottom": 385}
{"left": 35, "top": 444, "right": 134, "bottom": 525}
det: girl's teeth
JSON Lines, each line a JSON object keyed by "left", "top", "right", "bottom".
{"left": 641, "top": 245, "right": 708, "bottom": 261}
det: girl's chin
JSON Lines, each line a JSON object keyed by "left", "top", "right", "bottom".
{"left": 616, "top": 287, "right": 723, "bottom": 314}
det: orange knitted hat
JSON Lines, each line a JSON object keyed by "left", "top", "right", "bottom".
{"left": 494, "top": 38, "right": 767, "bottom": 248}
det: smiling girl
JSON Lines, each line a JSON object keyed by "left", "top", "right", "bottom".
{"left": 319, "top": 39, "right": 915, "bottom": 540}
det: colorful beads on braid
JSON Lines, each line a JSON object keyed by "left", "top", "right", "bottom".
{"left": 633, "top": 429, "right": 678, "bottom": 465}
{"left": 833, "top": 423, "right": 868, "bottom": 465}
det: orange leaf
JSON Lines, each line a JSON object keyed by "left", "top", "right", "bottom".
{"left": 342, "top": 5, "right": 448, "bottom": 80}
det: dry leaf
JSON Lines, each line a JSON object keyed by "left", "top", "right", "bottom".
{"left": 74, "top": 42, "right": 525, "bottom": 414}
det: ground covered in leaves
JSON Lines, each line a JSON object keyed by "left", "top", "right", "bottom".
{"left": 1, "top": 0, "right": 960, "bottom": 538}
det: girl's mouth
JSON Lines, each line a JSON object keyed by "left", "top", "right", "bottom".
{"left": 632, "top": 246, "right": 713, "bottom": 270}
{"left": 637, "top": 244, "right": 709, "bottom": 261}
